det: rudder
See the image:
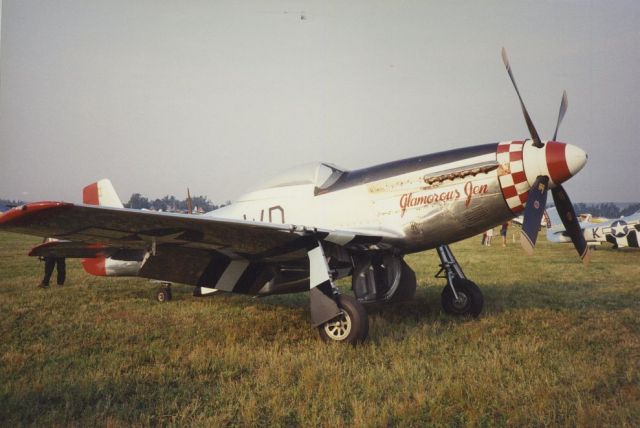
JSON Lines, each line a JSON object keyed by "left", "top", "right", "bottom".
{"left": 83, "top": 179, "right": 123, "bottom": 208}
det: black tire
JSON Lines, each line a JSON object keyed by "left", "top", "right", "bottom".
{"left": 156, "top": 288, "right": 172, "bottom": 302}
{"left": 389, "top": 259, "right": 417, "bottom": 303}
{"left": 441, "top": 278, "right": 483, "bottom": 317}
{"left": 318, "top": 294, "right": 369, "bottom": 344}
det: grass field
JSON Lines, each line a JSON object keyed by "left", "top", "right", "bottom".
{"left": 1, "top": 230, "right": 639, "bottom": 426}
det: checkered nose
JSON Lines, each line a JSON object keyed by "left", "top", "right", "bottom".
{"left": 497, "top": 140, "right": 589, "bottom": 214}
{"left": 544, "top": 141, "right": 588, "bottom": 186}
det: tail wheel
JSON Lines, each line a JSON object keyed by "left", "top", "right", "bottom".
{"left": 156, "top": 287, "right": 172, "bottom": 302}
{"left": 441, "top": 278, "right": 483, "bottom": 317}
{"left": 318, "top": 294, "right": 368, "bottom": 344}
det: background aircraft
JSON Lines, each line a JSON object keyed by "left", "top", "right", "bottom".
{"left": 547, "top": 207, "right": 640, "bottom": 249}
{"left": 0, "top": 50, "right": 591, "bottom": 344}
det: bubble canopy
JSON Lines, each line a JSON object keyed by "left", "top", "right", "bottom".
{"left": 259, "top": 162, "right": 346, "bottom": 190}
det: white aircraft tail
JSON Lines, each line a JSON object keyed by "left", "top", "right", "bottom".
{"left": 82, "top": 179, "right": 124, "bottom": 208}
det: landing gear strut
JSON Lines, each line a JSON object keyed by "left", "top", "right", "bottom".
{"left": 435, "top": 245, "right": 483, "bottom": 317}
{"left": 308, "top": 243, "right": 368, "bottom": 344}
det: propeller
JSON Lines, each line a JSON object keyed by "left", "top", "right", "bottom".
{"left": 552, "top": 90, "right": 568, "bottom": 141}
{"left": 501, "top": 48, "right": 543, "bottom": 148}
{"left": 551, "top": 185, "right": 591, "bottom": 263}
{"left": 187, "top": 188, "right": 193, "bottom": 214}
{"left": 501, "top": 48, "right": 590, "bottom": 264}
{"left": 519, "top": 176, "right": 549, "bottom": 255}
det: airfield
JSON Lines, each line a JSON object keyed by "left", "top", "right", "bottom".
{"left": 1, "top": 230, "right": 638, "bottom": 426}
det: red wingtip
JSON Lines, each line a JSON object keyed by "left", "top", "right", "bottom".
{"left": 0, "top": 202, "right": 74, "bottom": 225}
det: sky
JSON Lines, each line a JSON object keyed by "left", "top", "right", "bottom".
{"left": 1, "top": 0, "right": 639, "bottom": 204}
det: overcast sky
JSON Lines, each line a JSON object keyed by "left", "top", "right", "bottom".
{"left": 1, "top": 0, "right": 639, "bottom": 204}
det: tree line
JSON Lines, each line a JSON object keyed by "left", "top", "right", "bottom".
{"left": 569, "top": 202, "right": 640, "bottom": 219}
{"left": 123, "top": 194, "right": 229, "bottom": 212}
{"left": 0, "top": 199, "right": 26, "bottom": 209}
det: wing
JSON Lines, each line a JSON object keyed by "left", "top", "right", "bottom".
{"left": 1, "top": 202, "right": 394, "bottom": 290}
{"left": 0, "top": 202, "right": 314, "bottom": 259}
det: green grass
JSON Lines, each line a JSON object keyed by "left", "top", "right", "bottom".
{"left": 1, "top": 231, "right": 639, "bottom": 426}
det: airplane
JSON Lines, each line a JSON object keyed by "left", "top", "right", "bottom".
{"left": 576, "top": 213, "right": 609, "bottom": 224}
{"left": 547, "top": 207, "right": 640, "bottom": 249}
{"left": 0, "top": 49, "right": 591, "bottom": 344}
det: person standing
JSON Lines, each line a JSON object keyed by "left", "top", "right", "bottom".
{"left": 485, "top": 228, "right": 494, "bottom": 246}
{"left": 38, "top": 238, "right": 66, "bottom": 288}
{"left": 500, "top": 222, "right": 509, "bottom": 247}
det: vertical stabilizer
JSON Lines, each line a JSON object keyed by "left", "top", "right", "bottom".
{"left": 83, "top": 179, "right": 124, "bottom": 208}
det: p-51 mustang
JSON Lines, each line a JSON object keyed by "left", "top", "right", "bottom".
{"left": 0, "top": 49, "right": 590, "bottom": 344}
{"left": 547, "top": 207, "right": 640, "bottom": 249}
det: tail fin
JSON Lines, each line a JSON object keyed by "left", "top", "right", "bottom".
{"left": 81, "top": 179, "right": 127, "bottom": 276}
{"left": 83, "top": 179, "right": 123, "bottom": 208}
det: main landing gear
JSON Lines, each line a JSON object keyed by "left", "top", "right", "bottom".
{"left": 308, "top": 244, "right": 368, "bottom": 345}
{"left": 317, "top": 294, "right": 368, "bottom": 344}
{"left": 309, "top": 243, "right": 483, "bottom": 344}
{"left": 435, "top": 245, "right": 483, "bottom": 317}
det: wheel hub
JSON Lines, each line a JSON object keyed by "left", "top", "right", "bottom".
{"left": 323, "top": 311, "right": 352, "bottom": 341}
{"left": 452, "top": 291, "right": 469, "bottom": 310}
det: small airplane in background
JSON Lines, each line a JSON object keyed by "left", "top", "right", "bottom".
{"left": 547, "top": 207, "right": 640, "bottom": 249}
{"left": 0, "top": 49, "right": 591, "bottom": 344}
{"left": 511, "top": 211, "right": 550, "bottom": 229}
{"left": 576, "top": 213, "right": 609, "bottom": 224}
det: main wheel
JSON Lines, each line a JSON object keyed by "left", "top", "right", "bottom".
{"left": 318, "top": 294, "right": 369, "bottom": 344}
{"left": 156, "top": 287, "right": 172, "bottom": 302}
{"left": 441, "top": 278, "right": 483, "bottom": 317}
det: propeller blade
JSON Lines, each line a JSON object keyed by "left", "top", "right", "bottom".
{"left": 552, "top": 90, "right": 568, "bottom": 141}
{"left": 520, "top": 176, "right": 550, "bottom": 255}
{"left": 187, "top": 188, "right": 193, "bottom": 214}
{"left": 551, "top": 184, "right": 591, "bottom": 264}
{"left": 501, "top": 47, "right": 543, "bottom": 148}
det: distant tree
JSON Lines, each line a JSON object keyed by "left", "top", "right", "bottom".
{"left": 0, "top": 199, "right": 26, "bottom": 212}
{"left": 191, "top": 195, "right": 215, "bottom": 212}
{"left": 125, "top": 193, "right": 150, "bottom": 209}
{"left": 594, "top": 202, "right": 620, "bottom": 218}
{"left": 621, "top": 203, "right": 640, "bottom": 217}
{"left": 155, "top": 195, "right": 178, "bottom": 211}
{"left": 573, "top": 203, "right": 590, "bottom": 215}
{"left": 150, "top": 198, "right": 164, "bottom": 211}
{"left": 0, "top": 199, "right": 26, "bottom": 207}
{"left": 121, "top": 192, "right": 227, "bottom": 212}
{"left": 554, "top": 202, "right": 640, "bottom": 219}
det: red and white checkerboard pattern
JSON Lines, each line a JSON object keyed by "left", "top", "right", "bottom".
{"left": 496, "top": 141, "right": 530, "bottom": 214}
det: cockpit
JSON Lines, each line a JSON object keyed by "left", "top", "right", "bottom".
{"left": 259, "top": 162, "right": 347, "bottom": 191}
